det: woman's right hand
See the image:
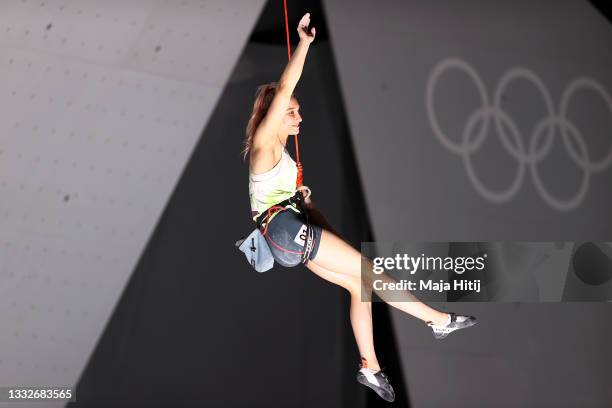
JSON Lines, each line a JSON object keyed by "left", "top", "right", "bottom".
{"left": 297, "top": 13, "right": 316, "bottom": 43}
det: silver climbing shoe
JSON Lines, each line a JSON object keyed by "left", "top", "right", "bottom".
{"left": 356, "top": 367, "right": 395, "bottom": 402}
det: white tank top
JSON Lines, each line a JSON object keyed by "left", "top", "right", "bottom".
{"left": 249, "top": 148, "right": 297, "bottom": 218}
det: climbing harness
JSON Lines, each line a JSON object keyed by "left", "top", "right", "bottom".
{"left": 255, "top": 189, "right": 315, "bottom": 264}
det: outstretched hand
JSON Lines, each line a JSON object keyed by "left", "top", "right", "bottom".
{"left": 297, "top": 13, "right": 316, "bottom": 43}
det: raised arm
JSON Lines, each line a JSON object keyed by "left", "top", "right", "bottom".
{"left": 252, "top": 13, "right": 316, "bottom": 150}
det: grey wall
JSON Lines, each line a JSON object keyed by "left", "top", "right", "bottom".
{"left": 324, "top": 0, "right": 612, "bottom": 241}
{"left": 323, "top": 1, "right": 612, "bottom": 406}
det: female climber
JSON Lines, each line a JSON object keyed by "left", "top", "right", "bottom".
{"left": 244, "top": 13, "right": 477, "bottom": 403}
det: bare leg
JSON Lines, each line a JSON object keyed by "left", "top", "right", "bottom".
{"left": 312, "top": 229, "right": 449, "bottom": 325}
{"left": 306, "top": 260, "right": 381, "bottom": 372}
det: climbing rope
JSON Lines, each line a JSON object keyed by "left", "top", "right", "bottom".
{"left": 282, "top": 0, "right": 304, "bottom": 188}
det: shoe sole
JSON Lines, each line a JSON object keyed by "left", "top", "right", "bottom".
{"left": 434, "top": 319, "right": 478, "bottom": 339}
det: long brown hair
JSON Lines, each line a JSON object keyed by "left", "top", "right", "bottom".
{"left": 243, "top": 82, "right": 294, "bottom": 160}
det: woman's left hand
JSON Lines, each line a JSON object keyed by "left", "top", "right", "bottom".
{"left": 297, "top": 185, "right": 312, "bottom": 204}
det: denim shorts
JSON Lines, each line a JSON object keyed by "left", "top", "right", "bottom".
{"left": 263, "top": 209, "right": 322, "bottom": 267}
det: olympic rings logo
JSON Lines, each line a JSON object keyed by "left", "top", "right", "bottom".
{"left": 425, "top": 57, "right": 612, "bottom": 211}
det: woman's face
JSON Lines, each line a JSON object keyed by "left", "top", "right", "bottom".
{"left": 281, "top": 98, "right": 302, "bottom": 135}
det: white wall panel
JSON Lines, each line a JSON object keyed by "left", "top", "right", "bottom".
{"left": 0, "top": 0, "right": 265, "bottom": 405}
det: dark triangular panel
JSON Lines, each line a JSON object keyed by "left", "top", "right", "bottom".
{"left": 589, "top": 0, "right": 612, "bottom": 24}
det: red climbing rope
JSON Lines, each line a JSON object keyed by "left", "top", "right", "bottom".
{"left": 282, "top": 0, "right": 304, "bottom": 188}
{"left": 283, "top": 0, "right": 292, "bottom": 61}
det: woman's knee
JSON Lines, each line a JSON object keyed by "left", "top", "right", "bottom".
{"left": 336, "top": 274, "right": 365, "bottom": 296}
{"left": 345, "top": 276, "right": 363, "bottom": 295}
